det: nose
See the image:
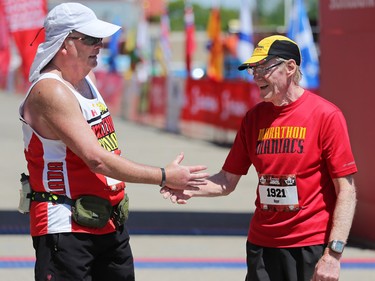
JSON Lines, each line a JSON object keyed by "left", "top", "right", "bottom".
{"left": 252, "top": 71, "right": 263, "bottom": 79}
{"left": 94, "top": 41, "right": 103, "bottom": 48}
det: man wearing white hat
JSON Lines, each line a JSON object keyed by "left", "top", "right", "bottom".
{"left": 19, "top": 3, "right": 208, "bottom": 280}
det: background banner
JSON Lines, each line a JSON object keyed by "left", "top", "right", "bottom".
{"left": 1, "top": 0, "right": 47, "bottom": 81}
{"left": 182, "top": 78, "right": 260, "bottom": 131}
{"left": 0, "top": 2, "right": 10, "bottom": 89}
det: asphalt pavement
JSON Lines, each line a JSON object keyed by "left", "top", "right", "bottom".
{"left": 0, "top": 91, "right": 374, "bottom": 281}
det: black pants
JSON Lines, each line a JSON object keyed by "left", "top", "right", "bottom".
{"left": 245, "top": 242, "right": 325, "bottom": 281}
{"left": 32, "top": 225, "right": 134, "bottom": 281}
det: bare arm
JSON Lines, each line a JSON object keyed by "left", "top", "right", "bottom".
{"left": 329, "top": 176, "right": 357, "bottom": 243}
{"left": 23, "top": 78, "right": 208, "bottom": 189}
{"left": 161, "top": 169, "right": 242, "bottom": 203}
{"left": 312, "top": 175, "right": 357, "bottom": 281}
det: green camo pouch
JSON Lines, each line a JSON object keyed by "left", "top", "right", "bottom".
{"left": 113, "top": 194, "right": 129, "bottom": 228}
{"left": 72, "top": 196, "right": 113, "bottom": 228}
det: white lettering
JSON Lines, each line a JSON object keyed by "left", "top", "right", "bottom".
{"left": 269, "top": 177, "right": 280, "bottom": 185}
{"left": 220, "top": 91, "right": 248, "bottom": 121}
{"left": 190, "top": 86, "right": 219, "bottom": 115}
{"left": 329, "top": 0, "right": 375, "bottom": 10}
{"left": 3, "top": 0, "right": 45, "bottom": 32}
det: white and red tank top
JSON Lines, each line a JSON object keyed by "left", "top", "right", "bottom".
{"left": 19, "top": 73, "right": 125, "bottom": 236}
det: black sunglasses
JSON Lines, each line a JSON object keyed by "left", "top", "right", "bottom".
{"left": 67, "top": 34, "right": 103, "bottom": 46}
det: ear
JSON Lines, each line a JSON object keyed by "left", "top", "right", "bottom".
{"left": 285, "top": 60, "right": 297, "bottom": 76}
{"left": 61, "top": 44, "right": 68, "bottom": 54}
{"left": 61, "top": 40, "right": 73, "bottom": 54}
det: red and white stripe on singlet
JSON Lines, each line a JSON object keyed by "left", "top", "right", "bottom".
{"left": 19, "top": 73, "right": 125, "bottom": 236}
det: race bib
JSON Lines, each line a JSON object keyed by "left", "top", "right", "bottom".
{"left": 258, "top": 174, "right": 300, "bottom": 212}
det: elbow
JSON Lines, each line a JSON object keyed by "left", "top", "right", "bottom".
{"left": 87, "top": 160, "right": 104, "bottom": 174}
{"left": 85, "top": 156, "right": 107, "bottom": 174}
{"left": 79, "top": 146, "right": 113, "bottom": 175}
{"left": 346, "top": 182, "right": 357, "bottom": 201}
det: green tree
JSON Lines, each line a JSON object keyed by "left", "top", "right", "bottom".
{"left": 168, "top": 0, "right": 238, "bottom": 32}
{"left": 166, "top": 0, "right": 318, "bottom": 33}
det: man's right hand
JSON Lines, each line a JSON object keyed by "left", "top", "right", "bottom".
{"left": 163, "top": 152, "right": 209, "bottom": 191}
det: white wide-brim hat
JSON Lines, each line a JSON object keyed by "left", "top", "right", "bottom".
{"left": 29, "top": 2, "right": 121, "bottom": 82}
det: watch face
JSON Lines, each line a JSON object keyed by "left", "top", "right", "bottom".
{"left": 330, "top": 240, "right": 345, "bottom": 253}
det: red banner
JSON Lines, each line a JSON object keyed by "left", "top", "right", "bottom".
{"left": 95, "top": 71, "right": 125, "bottom": 116}
{"left": 182, "top": 78, "right": 261, "bottom": 131}
{"left": 182, "top": 78, "right": 219, "bottom": 125}
{"left": 0, "top": 2, "right": 10, "bottom": 89}
{"left": 148, "top": 76, "right": 167, "bottom": 116}
{"left": 218, "top": 80, "right": 260, "bottom": 130}
{"left": 2, "top": 0, "right": 47, "bottom": 81}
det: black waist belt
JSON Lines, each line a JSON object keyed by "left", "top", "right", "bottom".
{"left": 29, "top": 191, "right": 75, "bottom": 206}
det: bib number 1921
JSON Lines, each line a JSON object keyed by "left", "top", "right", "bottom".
{"left": 266, "top": 187, "right": 286, "bottom": 198}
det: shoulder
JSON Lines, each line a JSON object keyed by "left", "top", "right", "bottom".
{"left": 305, "top": 91, "right": 341, "bottom": 113}
{"left": 31, "top": 78, "right": 62, "bottom": 96}
{"left": 26, "top": 75, "right": 81, "bottom": 117}
{"left": 303, "top": 92, "right": 350, "bottom": 134}
{"left": 30, "top": 75, "right": 75, "bottom": 103}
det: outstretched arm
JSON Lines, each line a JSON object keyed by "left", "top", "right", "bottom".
{"left": 23, "top": 78, "right": 209, "bottom": 190}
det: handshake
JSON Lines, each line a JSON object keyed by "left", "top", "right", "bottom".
{"left": 158, "top": 152, "right": 208, "bottom": 205}
{"left": 158, "top": 152, "right": 238, "bottom": 204}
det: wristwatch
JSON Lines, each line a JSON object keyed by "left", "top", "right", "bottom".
{"left": 328, "top": 240, "right": 346, "bottom": 254}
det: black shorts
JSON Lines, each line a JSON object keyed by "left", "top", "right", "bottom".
{"left": 32, "top": 225, "right": 134, "bottom": 281}
{"left": 245, "top": 242, "right": 325, "bottom": 281}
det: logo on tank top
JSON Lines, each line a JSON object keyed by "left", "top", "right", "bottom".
{"left": 47, "top": 162, "right": 66, "bottom": 195}
{"left": 91, "top": 115, "right": 119, "bottom": 152}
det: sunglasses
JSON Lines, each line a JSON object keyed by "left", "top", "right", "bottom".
{"left": 67, "top": 34, "right": 103, "bottom": 46}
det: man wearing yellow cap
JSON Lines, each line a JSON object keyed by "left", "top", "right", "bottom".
{"left": 162, "top": 35, "right": 357, "bottom": 281}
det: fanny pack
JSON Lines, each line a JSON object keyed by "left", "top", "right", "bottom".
{"left": 31, "top": 191, "right": 129, "bottom": 229}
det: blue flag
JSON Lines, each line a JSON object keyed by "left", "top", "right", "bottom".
{"left": 237, "top": 0, "right": 254, "bottom": 64}
{"left": 287, "top": 0, "right": 319, "bottom": 89}
{"left": 237, "top": 0, "right": 254, "bottom": 81}
{"left": 108, "top": 18, "right": 122, "bottom": 73}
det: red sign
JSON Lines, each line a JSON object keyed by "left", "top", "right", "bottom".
{"left": 1, "top": 0, "right": 47, "bottom": 81}
{"left": 182, "top": 78, "right": 219, "bottom": 125}
{"left": 182, "top": 78, "right": 261, "bottom": 131}
{"left": 0, "top": 2, "right": 10, "bottom": 89}
{"left": 95, "top": 71, "right": 124, "bottom": 116}
{"left": 219, "top": 80, "right": 260, "bottom": 130}
{"left": 148, "top": 76, "right": 167, "bottom": 116}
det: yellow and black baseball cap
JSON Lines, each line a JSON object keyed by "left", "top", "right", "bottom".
{"left": 238, "top": 35, "right": 301, "bottom": 70}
